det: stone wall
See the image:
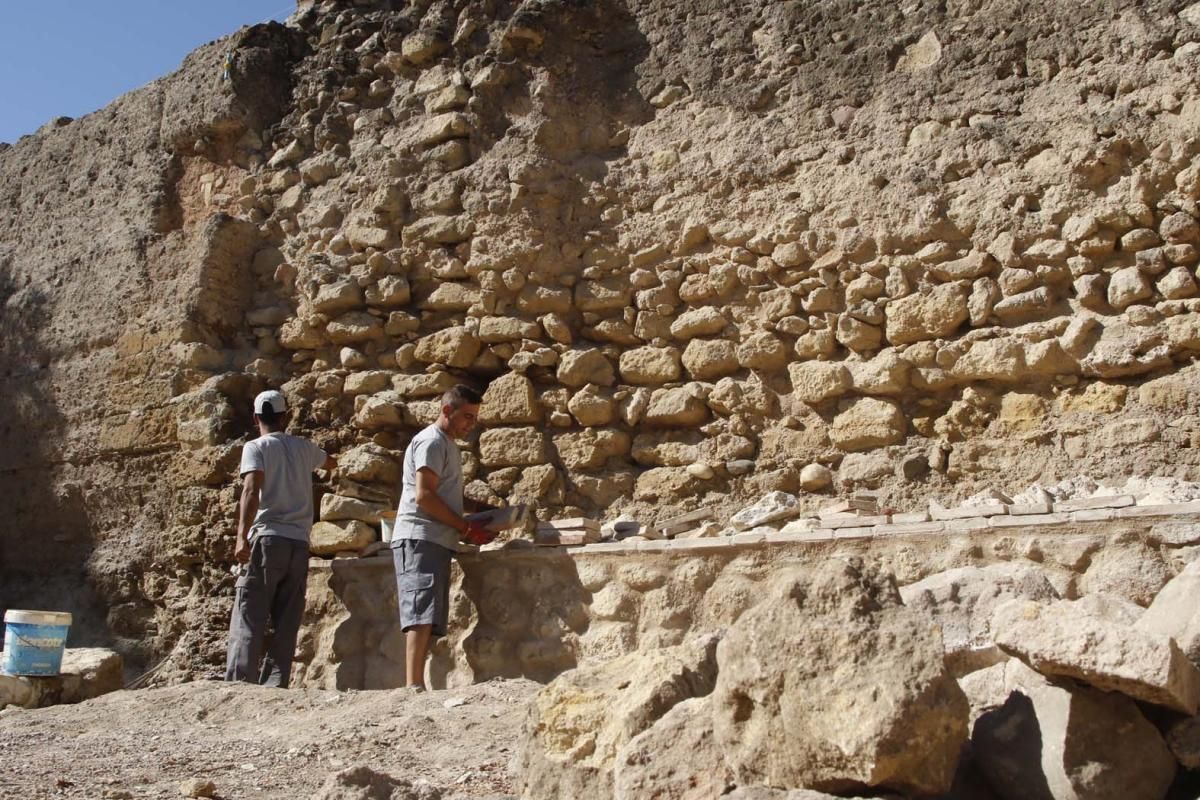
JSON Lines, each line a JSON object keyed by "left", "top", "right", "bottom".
{"left": 4, "top": 0, "right": 1200, "bottom": 678}
{"left": 292, "top": 502, "right": 1200, "bottom": 690}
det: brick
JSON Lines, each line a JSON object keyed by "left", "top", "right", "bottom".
{"left": 989, "top": 513, "right": 1070, "bottom": 528}
{"left": 833, "top": 526, "right": 874, "bottom": 539}
{"left": 874, "top": 521, "right": 945, "bottom": 536}
{"left": 1070, "top": 509, "right": 1115, "bottom": 523}
{"left": 931, "top": 503, "right": 1008, "bottom": 520}
{"left": 580, "top": 542, "right": 635, "bottom": 554}
{"left": 1055, "top": 494, "right": 1134, "bottom": 512}
{"left": 889, "top": 511, "right": 930, "bottom": 524}
{"left": 1009, "top": 502, "right": 1053, "bottom": 516}
{"left": 765, "top": 530, "right": 834, "bottom": 544}
{"left": 822, "top": 514, "right": 891, "bottom": 529}
{"left": 1116, "top": 501, "right": 1200, "bottom": 519}
{"left": 731, "top": 532, "right": 768, "bottom": 547}
{"left": 945, "top": 517, "right": 989, "bottom": 532}
{"left": 669, "top": 537, "right": 736, "bottom": 552}
{"left": 635, "top": 540, "right": 672, "bottom": 552}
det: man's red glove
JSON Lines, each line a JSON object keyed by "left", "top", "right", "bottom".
{"left": 463, "top": 521, "right": 496, "bottom": 546}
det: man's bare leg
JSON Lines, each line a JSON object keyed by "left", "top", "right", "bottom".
{"left": 405, "top": 624, "right": 432, "bottom": 689}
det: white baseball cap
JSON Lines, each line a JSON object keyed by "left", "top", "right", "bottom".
{"left": 253, "top": 390, "right": 288, "bottom": 414}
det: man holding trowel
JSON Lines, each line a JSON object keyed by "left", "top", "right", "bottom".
{"left": 225, "top": 390, "right": 336, "bottom": 688}
{"left": 391, "top": 383, "right": 496, "bottom": 691}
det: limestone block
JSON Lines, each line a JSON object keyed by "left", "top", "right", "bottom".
{"left": 1073, "top": 273, "right": 1107, "bottom": 310}
{"left": 1136, "top": 558, "right": 1200, "bottom": 668}
{"left": 737, "top": 332, "right": 789, "bottom": 370}
{"left": 669, "top": 306, "right": 727, "bottom": 339}
{"left": 518, "top": 285, "right": 573, "bottom": 314}
{"left": 993, "top": 599, "right": 1200, "bottom": 713}
{"left": 1078, "top": 542, "right": 1172, "bottom": 606}
{"left": 319, "top": 494, "right": 390, "bottom": 524}
{"left": 1161, "top": 211, "right": 1200, "bottom": 244}
{"left": 799, "top": 463, "right": 832, "bottom": 491}
{"left": 557, "top": 349, "right": 615, "bottom": 388}
{"left": 312, "top": 279, "right": 362, "bottom": 314}
{"left": 413, "top": 326, "right": 481, "bottom": 368}
{"left": 474, "top": 373, "right": 539, "bottom": 426}
{"left": 554, "top": 428, "right": 630, "bottom": 471}
{"left": 928, "top": 251, "right": 996, "bottom": 281}
{"left": 968, "top": 277, "right": 1000, "bottom": 325}
{"left": 992, "top": 287, "right": 1054, "bottom": 323}
{"left": 848, "top": 351, "right": 910, "bottom": 395}
{"left": 835, "top": 315, "right": 883, "bottom": 352}
{"left": 619, "top": 346, "right": 682, "bottom": 385}
{"left": 516, "top": 635, "right": 719, "bottom": 800}
{"left": 353, "top": 393, "right": 403, "bottom": 430}
{"left": 644, "top": 387, "right": 709, "bottom": 427}
{"left": 338, "top": 444, "right": 400, "bottom": 485}
{"left": 837, "top": 451, "right": 893, "bottom": 484}
{"left": 575, "top": 278, "right": 632, "bottom": 312}
{"left": 479, "top": 428, "right": 548, "bottom": 467}
{"left": 415, "top": 112, "right": 470, "bottom": 147}
{"left": 901, "top": 564, "right": 1060, "bottom": 671}
{"left": 310, "top": 520, "right": 375, "bottom": 555}
{"left": 385, "top": 311, "right": 420, "bottom": 336}
{"left": 634, "top": 467, "right": 704, "bottom": 501}
{"left": 1108, "top": 267, "right": 1153, "bottom": 310}
{"left": 478, "top": 316, "right": 540, "bottom": 343}
{"left": 326, "top": 312, "right": 383, "bottom": 345}
{"left": 972, "top": 660, "right": 1176, "bottom": 800}
{"left": 951, "top": 338, "right": 1024, "bottom": 382}
{"left": 682, "top": 338, "right": 739, "bottom": 380}
{"left": 708, "top": 377, "right": 777, "bottom": 417}
{"left": 404, "top": 214, "right": 474, "bottom": 245}
{"left": 730, "top": 491, "right": 801, "bottom": 530}
{"left": 613, "top": 696, "right": 731, "bottom": 800}
{"left": 567, "top": 385, "right": 615, "bottom": 426}
{"left": 713, "top": 561, "right": 967, "bottom": 795}
{"left": 342, "top": 371, "right": 391, "bottom": 396}
{"left": 788, "top": 361, "right": 851, "bottom": 404}
{"left": 420, "top": 282, "right": 478, "bottom": 311}
{"left": 360, "top": 275, "right": 409, "bottom": 309}
{"left": 1156, "top": 266, "right": 1197, "bottom": 299}
{"left": 759, "top": 287, "right": 799, "bottom": 320}
{"left": 509, "top": 464, "right": 560, "bottom": 504}
{"left": 393, "top": 371, "right": 459, "bottom": 399}
{"left": 884, "top": 283, "right": 968, "bottom": 345}
{"left": 830, "top": 398, "right": 905, "bottom": 451}
{"left": 845, "top": 274, "right": 885, "bottom": 306}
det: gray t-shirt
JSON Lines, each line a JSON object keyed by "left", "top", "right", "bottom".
{"left": 394, "top": 424, "right": 463, "bottom": 550}
{"left": 239, "top": 433, "right": 328, "bottom": 543}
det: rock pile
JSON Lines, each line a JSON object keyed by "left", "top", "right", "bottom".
{"left": 517, "top": 553, "right": 1200, "bottom": 800}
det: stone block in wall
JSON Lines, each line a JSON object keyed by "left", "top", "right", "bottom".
{"left": 478, "top": 316, "right": 541, "bottom": 343}
{"left": 311, "top": 279, "right": 363, "bottom": 314}
{"left": 338, "top": 443, "right": 400, "bottom": 485}
{"left": 326, "top": 311, "right": 384, "bottom": 344}
{"left": 480, "top": 373, "right": 540, "bottom": 425}
{"left": 682, "top": 338, "right": 739, "bottom": 380}
{"left": 788, "top": 361, "right": 851, "bottom": 404}
{"left": 884, "top": 283, "right": 968, "bottom": 345}
{"left": 736, "top": 332, "right": 788, "bottom": 370}
{"left": 554, "top": 428, "right": 631, "bottom": 470}
{"left": 635, "top": 467, "right": 705, "bottom": 501}
{"left": 830, "top": 397, "right": 905, "bottom": 451}
{"left": 644, "top": 387, "right": 709, "bottom": 427}
{"left": 567, "top": 385, "right": 615, "bottom": 426}
{"left": 311, "top": 520, "right": 376, "bottom": 555}
{"left": 557, "top": 348, "right": 615, "bottom": 387}
{"left": 669, "top": 306, "right": 727, "bottom": 339}
{"left": 320, "top": 494, "right": 391, "bottom": 524}
{"left": 413, "top": 326, "right": 481, "bottom": 368}
{"left": 848, "top": 350, "right": 909, "bottom": 395}
{"left": 479, "top": 427, "right": 548, "bottom": 467}
{"left": 575, "top": 278, "right": 631, "bottom": 312}
{"left": 619, "top": 346, "right": 682, "bottom": 385}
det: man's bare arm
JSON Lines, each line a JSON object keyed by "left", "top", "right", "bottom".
{"left": 235, "top": 471, "right": 263, "bottom": 563}
{"left": 414, "top": 467, "right": 468, "bottom": 534}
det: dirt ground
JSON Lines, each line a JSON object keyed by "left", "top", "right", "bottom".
{"left": 0, "top": 679, "right": 540, "bottom": 799}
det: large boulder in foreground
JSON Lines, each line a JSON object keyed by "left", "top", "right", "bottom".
{"left": 712, "top": 559, "right": 968, "bottom": 796}
{"left": 901, "top": 563, "right": 1060, "bottom": 675}
{"left": 1136, "top": 557, "right": 1200, "bottom": 668}
{"left": 970, "top": 660, "right": 1175, "bottom": 800}
{"left": 613, "top": 696, "right": 731, "bottom": 800}
{"left": 516, "top": 634, "right": 720, "bottom": 800}
{"left": 993, "top": 599, "right": 1200, "bottom": 713}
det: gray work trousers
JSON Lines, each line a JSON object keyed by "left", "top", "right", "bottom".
{"left": 225, "top": 535, "right": 309, "bottom": 688}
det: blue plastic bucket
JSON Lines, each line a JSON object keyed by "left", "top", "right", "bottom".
{"left": 2, "top": 610, "right": 72, "bottom": 676}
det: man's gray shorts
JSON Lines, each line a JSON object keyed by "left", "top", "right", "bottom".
{"left": 392, "top": 539, "right": 453, "bottom": 637}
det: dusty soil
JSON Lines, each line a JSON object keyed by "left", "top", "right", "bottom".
{"left": 0, "top": 679, "right": 539, "bottom": 799}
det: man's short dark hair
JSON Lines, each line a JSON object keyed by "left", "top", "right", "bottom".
{"left": 256, "top": 407, "right": 285, "bottom": 428}
{"left": 442, "top": 384, "right": 482, "bottom": 409}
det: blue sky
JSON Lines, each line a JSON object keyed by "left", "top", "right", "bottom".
{"left": 0, "top": 1, "right": 293, "bottom": 144}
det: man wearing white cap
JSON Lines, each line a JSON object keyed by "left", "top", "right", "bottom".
{"left": 225, "top": 389, "right": 336, "bottom": 688}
